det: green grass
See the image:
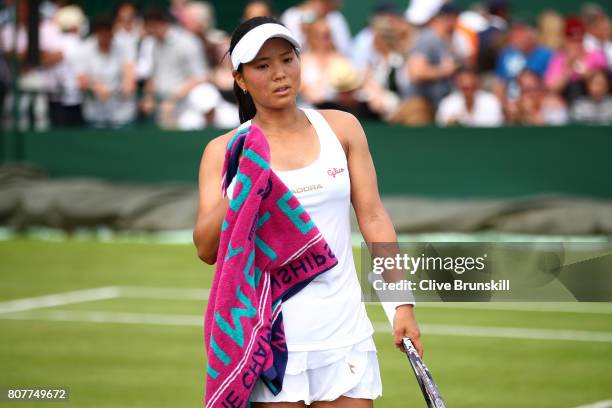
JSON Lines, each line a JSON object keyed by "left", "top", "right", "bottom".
{"left": 1, "top": 238, "right": 611, "bottom": 407}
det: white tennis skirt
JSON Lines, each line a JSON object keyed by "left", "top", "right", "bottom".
{"left": 249, "top": 336, "right": 382, "bottom": 405}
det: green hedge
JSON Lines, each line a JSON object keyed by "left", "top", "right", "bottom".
{"left": 2, "top": 124, "right": 610, "bottom": 198}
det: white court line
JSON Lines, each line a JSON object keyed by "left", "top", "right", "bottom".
{"left": 372, "top": 322, "right": 612, "bottom": 343}
{"left": 2, "top": 309, "right": 612, "bottom": 343}
{"left": 3, "top": 286, "right": 611, "bottom": 316}
{"left": 388, "top": 302, "right": 612, "bottom": 315}
{"left": 118, "top": 287, "right": 210, "bottom": 300}
{"left": 574, "top": 400, "right": 612, "bottom": 408}
{"left": 0, "top": 286, "right": 208, "bottom": 316}
{"left": 0, "top": 310, "right": 201, "bottom": 326}
{"left": 0, "top": 287, "right": 121, "bottom": 314}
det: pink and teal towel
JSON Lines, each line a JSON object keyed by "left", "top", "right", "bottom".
{"left": 204, "top": 124, "right": 338, "bottom": 407}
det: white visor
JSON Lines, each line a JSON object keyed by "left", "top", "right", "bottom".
{"left": 230, "top": 23, "right": 301, "bottom": 71}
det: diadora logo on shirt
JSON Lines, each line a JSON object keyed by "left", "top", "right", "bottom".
{"left": 292, "top": 184, "right": 323, "bottom": 194}
{"left": 327, "top": 167, "right": 345, "bottom": 178}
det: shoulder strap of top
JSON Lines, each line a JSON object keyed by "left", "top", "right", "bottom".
{"left": 301, "top": 108, "right": 346, "bottom": 161}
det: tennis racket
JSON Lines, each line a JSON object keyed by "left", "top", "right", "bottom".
{"left": 381, "top": 302, "right": 447, "bottom": 408}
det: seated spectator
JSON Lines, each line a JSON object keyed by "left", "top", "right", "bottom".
{"left": 538, "top": 10, "right": 565, "bottom": 51}
{"left": 453, "top": 9, "right": 490, "bottom": 69}
{"left": 352, "top": 2, "right": 411, "bottom": 73}
{"left": 299, "top": 17, "right": 353, "bottom": 106}
{"left": 177, "top": 83, "right": 239, "bottom": 130}
{"left": 316, "top": 58, "right": 380, "bottom": 120}
{"left": 242, "top": 0, "right": 274, "bottom": 21}
{"left": 581, "top": 3, "right": 612, "bottom": 67}
{"left": 77, "top": 15, "right": 137, "bottom": 128}
{"left": 473, "top": 0, "right": 511, "bottom": 72}
{"left": 281, "top": 0, "right": 352, "bottom": 56}
{"left": 510, "top": 69, "right": 568, "bottom": 125}
{"left": 1, "top": 0, "right": 63, "bottom": 130}
{"left": 494, "top": 19, "right": 553, "bottom": 101}
{"left": 387, "top": 97, "right": 434, "bottom": 126}
{"left": 141, "top": 7, "right": 208, "bottom": 129}
{"left": 544, "top": 16, "right": 608, "bottom": 104}
{"left": 113, "top": 1, "right": 140, "bottom": 60}
{"left": 357, "top": 7, "right": 413, "bottom": 119}
{"left": 182, "top": 2, "right": 227, "bottom": 69}
{"left": 52, "top": 5, "right": 86, "bottom": 127}
{"left": 436, "top": 68, "right": 504, "bottom": 127}
{"left": 405, "top": 2, "right": 460, "bottom": 110}
{"left": 571, "top": 69, "right": 612, "bottom": 125}
{"left": 485, "top": 0, "right": 510, "bottom": 31}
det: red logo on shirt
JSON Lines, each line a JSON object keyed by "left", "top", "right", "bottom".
{"left": 327, "top": 167, "right": 345, "bottom": 178}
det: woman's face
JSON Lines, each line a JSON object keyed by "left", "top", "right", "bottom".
{"left": 235, "top": 37, "right": 301, "bottom": 111}
{"left": 306, "top": 19, "right": 334, "bottom": 52}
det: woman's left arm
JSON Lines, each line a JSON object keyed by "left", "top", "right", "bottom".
{"left": 324, "top": 110, "right": 423, "bottom": 357}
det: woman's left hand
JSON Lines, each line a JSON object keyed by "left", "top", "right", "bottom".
{"left": 392, "top": 304, "right": 423, "bottom": 357}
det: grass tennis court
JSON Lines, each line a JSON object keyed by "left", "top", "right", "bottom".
{"left": 1, "top": 238, "right": 611, "bottom": 407}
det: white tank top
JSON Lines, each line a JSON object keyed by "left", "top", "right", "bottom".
{"left": 236, "top": 108, "right": 374, "bottom": 351}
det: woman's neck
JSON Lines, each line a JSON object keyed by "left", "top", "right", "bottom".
{"left": 252, "top": 105, "right": 306, "bottom": 139}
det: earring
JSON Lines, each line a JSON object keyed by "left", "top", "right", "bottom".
{"left": 242, "top": 88, "right": 248, "bottom": 94}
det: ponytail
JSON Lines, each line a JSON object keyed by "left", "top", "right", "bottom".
{"left": 232, "top": 75, "right": 257, "bottom": 123}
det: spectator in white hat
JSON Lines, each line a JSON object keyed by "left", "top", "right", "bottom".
{"left": 51, "top": 4, "right": 86, "bottom": 126}
{"left": 177, "top": 83, "right": 239, "bottom": 130}
{"left": 404, "top": 2, "right": 461, "bottom": 109}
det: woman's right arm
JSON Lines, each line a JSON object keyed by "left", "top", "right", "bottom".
{"left": 193, "top": 132, "right": 233, "bottom": 265}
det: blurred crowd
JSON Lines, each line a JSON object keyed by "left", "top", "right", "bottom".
{"left": 1, "top": 0, "right": 612, "bottom": 131}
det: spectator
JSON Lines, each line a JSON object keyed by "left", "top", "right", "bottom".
{"left": 387, "top": 96, "right": 434, "bottom": 125}
{"left": 316, "top": 58, "right": 380, "bottom": 120}
{"left": 494, "top": 19, "right": 552, "bottom": 101}
{"left": 180, "top": 3, "right": 235, "bottom": 105}
{"left": 510, "top": 69, "right": 568, "bottom": 125}
{"left": 242, "top": 1, "right": 274, "bottom": 21}
{"left": 352, "top": 2, "right": 410, "bottom": 73}
{"left": 1, "top": 0, "right": 63, "bottom": 130}
{"left": 581, "top": 3, "right": 612, "bottom": 67}
{"left": 436, "top": 67, "right": 504, "bottom": 127}
{"left": 405, "top": 2, "right": 460, "bottom": 109}
{"left": 51, "top": 5, "right": 86, "bottom": 127}
{"left": 472, "top": 0, "right": 511, "bottom": 72}
{"left": 538, "top": 10, "right": 565, "bottom": 51}
{"left": 141, "top": 7, "right": 208, "bottom": 129}
{"left": 177, "top": 83, "right": 239, "bottom": 130}
{"left": 299, "top": 17, "right": 353, "bottom": 106}
{"left": 77, "top": 15, "right": 137, "bottom": 128}
{"left": 453, "top": 9, "right": 490, "bottom": 69}
{"left": 358, "top": 12, "right": 413, "bottom": 118}
{"left": 571, "top": 69, "right": 612, "bottom": 125}
{"left": 281, "top": 0, "right": 352, "bottom": 56}
{"left": 485, "top": 0, "right": 510, "bottom": 31}
{"left": 544, "top": 16, "right": 608, "bottom": 104}
{"left": 113, "top": 1, "right": 140, "bottom": 61}
{"left": 182, "top": 2, "right": 228, "bottom": 69}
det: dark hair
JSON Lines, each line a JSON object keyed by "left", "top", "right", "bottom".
{"left": 92, "top": 14, "right": 114, "bottom": 33}
{"left": 143, "top": 7, "right": 170, "bottom": 23}
{"left": 112, "top": 1, "right": 139, "bottom": 21}
{"left": 229, "top": 16, "right": 297, "bottom": 123}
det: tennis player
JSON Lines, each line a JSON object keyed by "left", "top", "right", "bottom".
{"left": 193, "top": 16, "right": 422, "bottom": 408}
